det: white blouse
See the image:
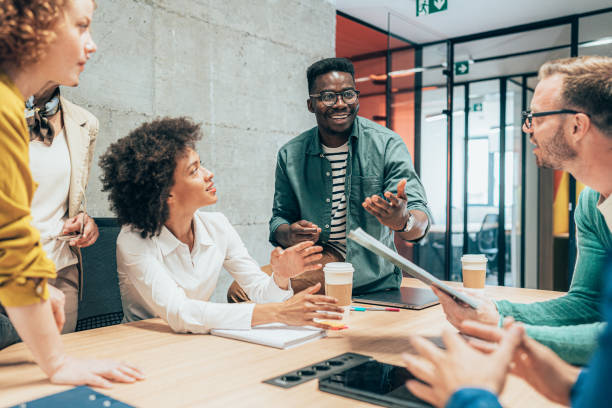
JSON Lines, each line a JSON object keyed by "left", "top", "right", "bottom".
{"left": 29, "top": 130, "right": 77, "bottom": 271}
{"left": 117, "top": 211, "right": 293, "bottom": 333}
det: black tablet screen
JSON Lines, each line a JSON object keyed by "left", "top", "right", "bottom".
{"left": 335, "top": 360, "right": 427, "bottom": 403}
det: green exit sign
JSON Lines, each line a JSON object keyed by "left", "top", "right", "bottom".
{"left": 454, "top": 61, "right": 469, "bottom": 75}
{"left": 417, "top": 0, "right": 448, "bottom": 16}
{"left": 473, "top": 103, "right": 483, "bottom": 112}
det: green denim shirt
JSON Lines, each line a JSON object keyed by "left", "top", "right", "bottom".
{"left": 269, "top": 116, "right": 431, "bottom": 294}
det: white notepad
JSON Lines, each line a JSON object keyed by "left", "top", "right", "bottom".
{"left": 211, "top": 323, "right": 326, "bottom": 349}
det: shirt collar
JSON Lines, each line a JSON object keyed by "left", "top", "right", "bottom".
{"left": 156, "top": 213, "right": 215, "bottom": 256}
{"left": 597, "top": 193, "right": 612, "bottom": 233}
{"left": 193, "top": 212, "right": 215, "bottom": 247}
{"left": 306, "top": 116, "right": 361, "bottom": 155}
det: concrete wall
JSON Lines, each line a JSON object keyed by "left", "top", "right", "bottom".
{"left": 63, "top": 0, "right": 336, "bottom": 301}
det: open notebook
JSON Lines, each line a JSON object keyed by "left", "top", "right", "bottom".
{"left": 211, "top": 323, "right": 326, "bottom": 349}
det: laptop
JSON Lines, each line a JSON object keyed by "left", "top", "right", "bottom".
{"left": 352, "top": 286, "right": 439, "bottom": 310}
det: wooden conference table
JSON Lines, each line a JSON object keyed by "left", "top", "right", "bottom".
{"left": 0, "top": 279, "right": 565, "bottom": 408}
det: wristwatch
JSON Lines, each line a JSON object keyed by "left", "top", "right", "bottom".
{"left": 396, "top": 211, "right": 415, "bottom": 233}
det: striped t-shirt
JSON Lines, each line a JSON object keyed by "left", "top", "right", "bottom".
{"left": 321, "top": 142, "right": 349, "bottom": 257}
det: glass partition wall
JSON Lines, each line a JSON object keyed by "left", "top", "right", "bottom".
{"left": 336, "top": 8, "right": 611, "bottom": 288}
{"left": 452, "top": 24, "right": 572, "bottom": 287}
{"left": 416, "top": 43, "right": 450, "bottom": 279}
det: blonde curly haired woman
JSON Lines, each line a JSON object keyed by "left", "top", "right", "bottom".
{"left": 0, "top": 0, "right": 144, "bottom": 387}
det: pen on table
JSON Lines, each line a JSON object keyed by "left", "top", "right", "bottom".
{"left": 351, "top": 306, "right": 400, "bottom": 312}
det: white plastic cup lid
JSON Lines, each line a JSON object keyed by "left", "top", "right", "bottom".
{"left": 323, "top": 262, "right": 354, "bottom": 285}
{"left": 323, "top": 262, "right": 354, "bottom": 273}
{"left": 461, "top": 254, "right": 487, "bottom": 263}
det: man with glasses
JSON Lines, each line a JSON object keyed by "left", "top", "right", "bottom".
{"left": 433, "top": 55, "right": 612, "bottom": 366}
{"left": 227, "top": 57, "right": 431, "bottom": 301}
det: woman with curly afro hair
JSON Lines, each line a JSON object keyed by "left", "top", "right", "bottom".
{"left": 0, "top": 0, "right": 143, "bottom": 387}
{"left": 100, "top": 117, "right": 344, "bottom": 333}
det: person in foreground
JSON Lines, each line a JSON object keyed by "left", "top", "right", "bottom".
{"left": 0, "top": 82, "right": 101, "bottom": 349}
{"left": 433, "top": 56, "right": 612, "bottom": 365}
{"left": 403, "top": 254, "right": 612, "bottom": 408}
{"left": 99, "top": 117, "right": 344, "bottom": 333}
{"left": 26, "top": 84, "right": 101, "bottom": 334}
{"left": 229, "top": 57, "right": 431, "bottom": 301}
{"left": 0, "top": 0, "right": 143, "bottom": 386}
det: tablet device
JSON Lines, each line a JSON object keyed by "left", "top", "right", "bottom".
{"left": 9, "top": 386, "right": 135, "bottom": 408}
{"left": 352, "top": 287, "right": 439, "bottom": 310}
{"left": 348, "top": 228, "right": 480, "bottom": 309}
{"left": 319, "top": 359, "right": 432, "bottom": 408}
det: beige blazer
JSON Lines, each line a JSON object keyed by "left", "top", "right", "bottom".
{"left": 60, "top": 96, "right": 98, "bottom": 217}
{"left": 60, "top": 96, "right": 98, "bottom": 297}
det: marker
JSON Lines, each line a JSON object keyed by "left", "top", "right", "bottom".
{"left": 350, "top": 306, "right": 400, "bottom": 312}
{"left": 367, "top": 307, "right": 400, "bottom": 312}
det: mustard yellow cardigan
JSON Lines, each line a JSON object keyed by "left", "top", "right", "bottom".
{"left": 0, "top": 72, "right": 55, "bottom": 307}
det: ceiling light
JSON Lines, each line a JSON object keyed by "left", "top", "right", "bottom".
{"left": 389, "top": 67, "right": 425, "bottom": 77}
{"left": 425, "top": 111, "right": 464, "bottom": 122}
{"left": 580, "top": 36, "right": 612, "bottom": 48}
{"left": 425, "top": 113, "right": 446, "bottom": 122}
{"left": 354, "top": 65, "right": 440, "bottom": 84}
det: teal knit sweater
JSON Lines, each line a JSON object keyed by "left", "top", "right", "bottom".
{"left": 495, "top": 187, "right": 612, "bottom": 365}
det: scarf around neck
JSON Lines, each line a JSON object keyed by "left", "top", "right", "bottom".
{"left": 25, "top": 87, "right": 61, "bottom": 146}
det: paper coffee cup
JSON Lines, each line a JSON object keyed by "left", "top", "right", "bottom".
{"left": 461, "top": 254, "right": 487, "bottom": 290}
{"left": 322, "top": 262, "right": 354, "bottom": 322}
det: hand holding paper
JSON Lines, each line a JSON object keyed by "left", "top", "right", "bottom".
{"left": 347, "top": 228, "right": 481, "bottom": 309}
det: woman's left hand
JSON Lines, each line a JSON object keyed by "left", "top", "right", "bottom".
{"left": 62, "top": 213, "right": 99, "bottom": 248}
{"left": 270, "top": 241, "right": 323, "bottom": 287}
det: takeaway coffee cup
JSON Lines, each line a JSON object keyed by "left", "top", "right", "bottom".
{"left": 461, "top": 254, "right": 487, "bottom": 290}
{"left": 323, "top": 262, "right": 354, "bottom": 320}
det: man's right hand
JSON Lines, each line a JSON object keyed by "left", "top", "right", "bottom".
{"left": 276, "top": 220, "right": 321, "bottom": 247}
{"left": 402, "top": 325, "right": 524, "bottom": 407}
{"left": 431, "top": 286, "right": 500, "bottom": 329}
{"left": 460, "top": 319, "right": 581, "bottom": 406}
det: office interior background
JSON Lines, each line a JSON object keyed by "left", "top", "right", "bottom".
{"left": 64, "top": 0, "right": 612, "bottom": 304}
{"left": 335, "top": 0, "right": 611, "bottom": 292}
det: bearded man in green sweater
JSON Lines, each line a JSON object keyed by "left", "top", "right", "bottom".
{"left": 434, "top": 55, "right": 612, "bottom": 365}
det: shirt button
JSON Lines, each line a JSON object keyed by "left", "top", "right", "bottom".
{"left": 326, "top": 172, "right": 330, "bottom": 176}
{"left": 325, "top": 224, "right": 330, "bottom": 228}
{"left": 326, "top": 198, "right": 331, "bottom": 203}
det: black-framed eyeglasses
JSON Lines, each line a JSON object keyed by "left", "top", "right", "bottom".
{"left": 521, "top": 109, "right": 587, "bottom": 130}
{"left": 309, "top": 89, "right": 360, "bottom": 106}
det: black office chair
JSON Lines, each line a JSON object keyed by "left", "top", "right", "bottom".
{"left": 476, "top": 213, "right": 499, "bottom": 274}
{"left": 75, "top": 217, "right": 124, "bottom": 331}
